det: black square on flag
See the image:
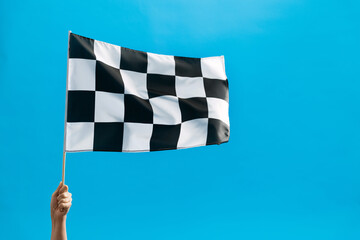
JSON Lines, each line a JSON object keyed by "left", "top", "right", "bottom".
{"left": 67, "top": 91, "right": 95, "bottom": 122}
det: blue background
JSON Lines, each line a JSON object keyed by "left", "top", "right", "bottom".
{"left": 1, "top": 0, "right": 359, "bottom": 239}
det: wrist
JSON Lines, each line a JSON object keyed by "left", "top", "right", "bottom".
{"left": 51, "top": 215, "right": 67, "bottom": 240}
{"left": 52, "top": 215, "right": 67, "bottom": 227}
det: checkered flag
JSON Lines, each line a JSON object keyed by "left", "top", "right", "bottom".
{"left": 65, "top": 33, "right": 230, "bottom": 152}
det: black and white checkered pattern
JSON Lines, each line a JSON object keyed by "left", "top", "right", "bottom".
{"left": 65, "top": 33, "right": 230, "bottom": 152}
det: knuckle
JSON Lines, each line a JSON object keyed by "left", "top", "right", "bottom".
{"left": 58, "top": 194, "right": 66, "bottom": 200}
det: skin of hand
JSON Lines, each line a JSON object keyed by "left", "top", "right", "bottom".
{"left": 50, "top": 182, "right": 72, "bottom": 240}
{"left": 51, "top": 182, "right": 72, "bottom": 220}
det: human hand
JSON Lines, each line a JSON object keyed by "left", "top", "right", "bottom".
{"left": 51, "top": 182, "right": 72, "bottom": 222}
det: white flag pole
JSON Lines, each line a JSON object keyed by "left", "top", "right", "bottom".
{"left": 62, "top": 30, "right": 71, "bottom": 184}
{"left": 62, "top": 151, "right": 66, "bottom": 184}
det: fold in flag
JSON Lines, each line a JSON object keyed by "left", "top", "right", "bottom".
{"left": 65, "top": 33, "right": 230, "bottom": 152}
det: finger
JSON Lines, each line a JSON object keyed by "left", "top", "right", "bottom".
{"left": 57, "top": 192, "right": 71, "bottom": 200}
{"left": 58, "top": 184, "right": 69, "bottom": 195}
{"left": 52, "top": 181, "right": 63, "bottom": 196}
{"left": 58, "top": 198, "right": 72, "bottom": 205}
{"left": 59, "top": 202, "right": 72, "bottom": 211}
{"left": 58, "top": 197, "right": 72, "bottom": 205}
